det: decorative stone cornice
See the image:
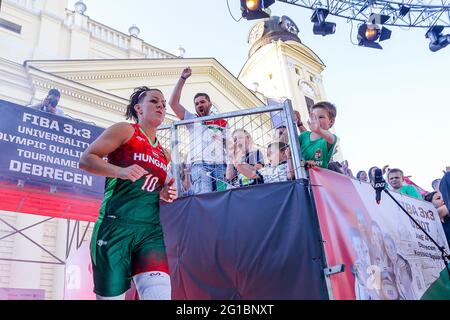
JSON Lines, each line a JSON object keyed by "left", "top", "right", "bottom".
{"left": 39, "top": 10, "right": 65, "bottom": 25}
{"left": 279, "top": 41, "right": 326, "bottom": 70}
{"left": 59, "top": 70, "right": 180, "bottom": 82}
{"left": 30, "top": 64, "right": 263, "bottom": 109}
{"left": 27, "top": 67, "right": 189, "bottom": 127}
{"left": 207, "top": 67, "right": 260, "bottom": 108}
{"left": 32, "top": 77, "right": 126, "bottom": 113}
{"left": 24, "top": 58, "right": 264, "bottom": 116}
{"left": 4, "top": 0, "right": 39, "bottom": 16}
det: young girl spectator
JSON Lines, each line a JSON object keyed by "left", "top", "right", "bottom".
{"left": 226, "top": 129, "right": 264, "bottom": 187}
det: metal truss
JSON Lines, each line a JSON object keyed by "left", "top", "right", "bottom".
{"left": 0, "top": 217, "right": 91, "bottom": 266}
{"left": 278, "top": 0, "right": 450, "bottom": 28}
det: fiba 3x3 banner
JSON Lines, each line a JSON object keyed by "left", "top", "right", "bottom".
{"left": 0, "top": 99, "right": 104, "bottom": 221}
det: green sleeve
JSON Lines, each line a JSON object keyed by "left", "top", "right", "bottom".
{"left": 408, "top": 185, "right": 423, "bottom": 200}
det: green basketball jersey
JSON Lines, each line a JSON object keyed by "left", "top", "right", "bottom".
{"left": 99, "top": 123, "right": 169, "bottom": 224}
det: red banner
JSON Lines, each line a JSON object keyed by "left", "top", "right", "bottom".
{"left": 310, "top": 169, "right": 448, "bottom": 300}
{"left": 0, "top": 180, "right": 100, "bottom": 222}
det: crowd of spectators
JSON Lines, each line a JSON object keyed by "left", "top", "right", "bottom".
{"left": 168, "top": 68, "right": 340, "bottom": 195}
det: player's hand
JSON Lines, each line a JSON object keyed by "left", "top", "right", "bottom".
{"left": 160, "top": 177, "right": 177, "bottom": 202}
{"left": 117, "top": 164, "right": 148, "bottom": 182}
{"left": 181, "top": 67, "right": 192, "bottom": 80}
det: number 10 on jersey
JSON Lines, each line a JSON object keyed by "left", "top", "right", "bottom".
{"left": 142, "top": 174, "right": 159, "bottom": 192}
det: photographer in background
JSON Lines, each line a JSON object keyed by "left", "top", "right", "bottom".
{"left": 28, "top": 88, "right": 65, "bottom": 117}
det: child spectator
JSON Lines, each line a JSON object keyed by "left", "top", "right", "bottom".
{"left": 368, "top": 166, "right": 379, "bottom": 184}
{"left": 273, "top": 125, "right": 289, "bottom": 145}
{"left": 387, "top": 168, "right": 422, "bottom": 199}
{"left": 357, "top": 170, "right": 368, "bottom": 183}
{"left": 226, "top": 129, "right": 264, "bottom": 187}
{"left": 298, "top": 101, "right": 337, "bottom": 169}
{"left": 234, "top": 142, "right": 292, "bottom": 184}
{"left": 273, "top": 109, "right": 306, "bottom": 145}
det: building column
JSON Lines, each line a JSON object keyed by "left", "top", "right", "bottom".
{"left": 32, "top": 12, "right": 64, "bottom": 60}
{"left": 69, "top": 12, "right": 91, "bottom": 59}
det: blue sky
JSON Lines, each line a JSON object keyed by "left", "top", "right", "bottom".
{"left": 69, "top": 0, "right": 449, "bottom": 189}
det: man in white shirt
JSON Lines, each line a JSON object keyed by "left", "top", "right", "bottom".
{"left": 169, "top": 67, "right": 228, "bottom": 194}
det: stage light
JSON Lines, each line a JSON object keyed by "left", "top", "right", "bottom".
{"left": 365, "top": 24, "right": 379, "bottom": 41}
{"left": 311, "top": 8, "right": 336, "bottom": 36}
{"left": 246, "top": 0, "right": 259, "bottom": 11}
{"left": 426, "top": 25, "right": 450, "bottom": 52}
{"left": 240, "top": 0, "right": 275, "bottom": 20}
{"left": 357, "top": 23, "right": 391, "bottom": 49}
{"left": 398, "top": 5, "right": 410, "bottom": 17}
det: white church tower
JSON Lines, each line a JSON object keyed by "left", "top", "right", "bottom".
{"left": 239, "top": 15, "right": 342, "bottom": 160}
{"left": 239, "top": 16, "right": 328, "bottom": 119}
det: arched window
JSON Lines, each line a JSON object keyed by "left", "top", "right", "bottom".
{"left": 298, "top": 80, "right": 316, "bottom": 98}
